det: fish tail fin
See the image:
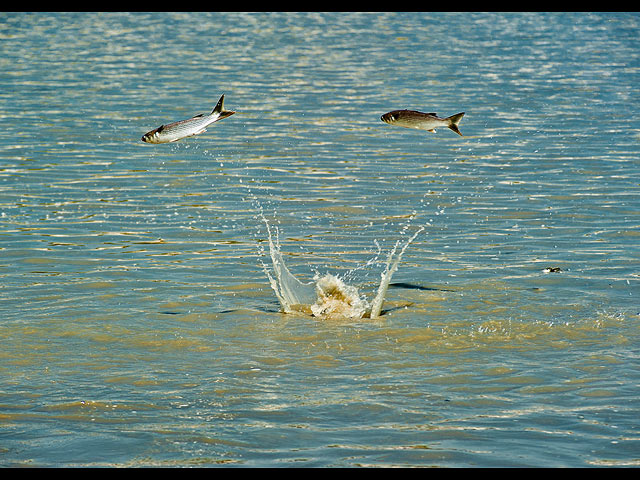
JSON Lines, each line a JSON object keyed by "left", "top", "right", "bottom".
{"left": 446, "top": 112, "right": 465, "bottom": 136}
{"left": 212, "top": 94, "right": 236, "bottom": 120}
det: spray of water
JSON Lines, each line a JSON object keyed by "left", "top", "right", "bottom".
{"left": 259, "top": 212, "right": 424, "bottom": 319}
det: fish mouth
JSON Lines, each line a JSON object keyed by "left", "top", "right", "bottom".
{"left": 380, "top": 113, "right": 395, "bottom": 124}
{"left": 141, "top": 132, "right": 159, "bottom": 143}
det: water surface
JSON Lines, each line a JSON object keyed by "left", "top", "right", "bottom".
{"left": 0, "top": 12, "right": 639, "bottom": 467}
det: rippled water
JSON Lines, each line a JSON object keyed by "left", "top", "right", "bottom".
{"left": 1, "top": 12, "right": 639, "bottom": 467}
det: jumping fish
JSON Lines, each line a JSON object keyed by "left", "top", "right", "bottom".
{"left": 141, "top": 94, "right": 235, "bottom": 144}
{"left": 381, "top": 109, "right": 465, "bottom": 136}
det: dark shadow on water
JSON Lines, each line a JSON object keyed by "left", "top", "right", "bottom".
{"left": 389, "top": 282, "right": 455, "bottom": 292}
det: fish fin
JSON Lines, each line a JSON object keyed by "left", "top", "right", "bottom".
{"left": 212, "top": 94, "right": 225, "bottom": 115}
{"left": 192, "top": 113, "right": 205, "bottom": 118}
{"left": 211, "top": 94, "right": 236, "bottom": 121}
{"left": 216, "top": 110, "right": 236, "bottom": 121}
{"left": 157, "top": 125, "right": 165, "bottom": 133}
{"left": 446, "top": 112, "right": 465, "bottom": 136}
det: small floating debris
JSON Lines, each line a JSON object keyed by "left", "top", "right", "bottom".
{"left": 543, "top": 267, "right": 563, "bottom": 273}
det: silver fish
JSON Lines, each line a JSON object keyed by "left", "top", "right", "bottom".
{"left": 141, "top": 94, "right": 235, "bottom": 144}
{"left": 381, "top": 109, "right": 464, "bottom": 136}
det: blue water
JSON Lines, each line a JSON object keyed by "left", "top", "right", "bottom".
{"left": 1, "top": 12, "right": 639, "bottom": 467}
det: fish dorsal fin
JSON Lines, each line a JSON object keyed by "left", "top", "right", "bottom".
{"left": 191, "top": 113, "right": 205, "bottom": 118}
{"left": 211, "top": 94, "right": 225, "bottom": 115}
{"left": 157, "top": 125, "right": 164, "bottom": 132}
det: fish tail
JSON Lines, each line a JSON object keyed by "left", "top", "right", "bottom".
{"left": 446, "top": 112, "right": 465, "bottom": 136}
{"left": 211, "top": 94, "right": 236, "bottom": 120}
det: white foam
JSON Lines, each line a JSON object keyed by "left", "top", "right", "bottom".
{"left": 310, "top": 273, "right": 371, "bottom": 319}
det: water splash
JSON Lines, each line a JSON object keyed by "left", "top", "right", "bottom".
{"left": 369, "top": 226, "right": 424, "bottom": 318}
{"left": 259, "top": 215, "right": 424, "bottom": 319}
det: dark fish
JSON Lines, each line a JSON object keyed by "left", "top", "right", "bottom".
{"left": 381, "top": 109, "right": 465, "bottom": 136}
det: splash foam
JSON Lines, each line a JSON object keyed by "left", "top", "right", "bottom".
{"left": 260, "top": 216, "right": 423, "bottom": 319}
